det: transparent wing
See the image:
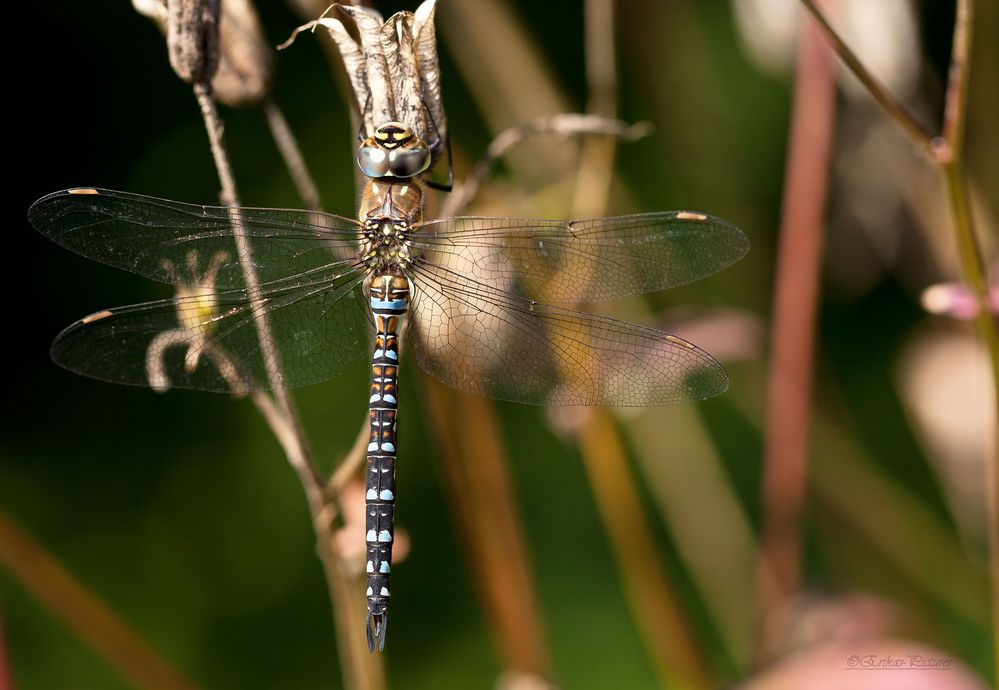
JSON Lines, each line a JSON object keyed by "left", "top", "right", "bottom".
{"left": 28, "top": 188, "right": 365, "bottom": 288}
{"left": 407, "top": 263, "right": 727, "bottom": 406}
{"left": 51, "top": 268, "right": 372, "bottom": 393}
{"left": 411, "top": 212, "right": 748, "bottom": 304}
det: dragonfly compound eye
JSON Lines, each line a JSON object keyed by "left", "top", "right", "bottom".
{"left": 388, "top": 147, "right": 432, "bottom": 178}
{"left": 357, "top": 144, "right": 392, "bottom": 178}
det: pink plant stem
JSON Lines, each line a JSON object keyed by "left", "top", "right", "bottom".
{"left": 757, "top": 1, "right": 838, "bottom": 658}
{"left": 799, "top": 0, "right": 997, "bottom": 676}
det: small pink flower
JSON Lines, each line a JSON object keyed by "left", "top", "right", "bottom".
{"left": 920, "top": 281, "right": 999, "bottom": 320}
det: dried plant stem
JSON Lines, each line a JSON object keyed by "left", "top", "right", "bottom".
{"left": 192, "top": 82, "right": 323, "bottom": 497}
{"left": 937, "top": 1, "right": 999, "bottom": 673}
{"left": 565, "top": 2, "right": 713, "bottom": 682}
{"left": 420, "top": 377, "right": 552, "bottom": 678}
{"left": 799, "top": 0, "right": 998, "bottom": 674}
{"left": 193, "top": 81, "right": 381, "bottom": 690}
{"left": 314, "top": 523, "right": 385, "bottom": 690}
{"left": 414, "top": 150, "right": 552, "bottom": 675}
{"left": 328, "top": 418, "right": 373, "bottom": 497}
{"left": 572, "top": 0, "right": 618, "bottom": 217}
{"left": 799, "top": 0, "right": 933, "bottom": 150}
{"left": 0, "top": 511, "right": 202, "bottom": 690}
{"left": 757, "top": 2, "right": 837, "bottom": 660}
{"left": 263, "top": 99, "right": 322, "bottom": 212}
{"left": 941, "top": 0, "right": 973, "bottom": 151}
{"left": 943, "top": 157, "right": 999, "bottom": 675}
{"left": 576, "top": 412, "right": 711, "bottom": 690}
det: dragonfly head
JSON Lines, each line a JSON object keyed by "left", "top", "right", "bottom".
{"left": 357, "top": 122, "right": 432, "bottom": 179}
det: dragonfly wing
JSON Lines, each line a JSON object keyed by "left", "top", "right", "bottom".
{"left": 52, "top": 269, "right": 372, "bottom": 392}
{"left": 412, "top": 212, "right": 748, "bottom": 303}
{"left": 28, "top": 188, "right": 364, "bottom": 289}
{"left": 406, "top": 263, "right": 727, "bottom": 406}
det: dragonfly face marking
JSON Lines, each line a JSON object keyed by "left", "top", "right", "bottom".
{"left": 372, "top": 122, "right": 412, "bottom": 147}
{"left": 357, "top": 122, "right": 432, "bottom": 180}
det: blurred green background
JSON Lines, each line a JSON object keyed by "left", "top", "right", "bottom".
{"left": 5, "top": 1, "right": 997, "bottom": 688}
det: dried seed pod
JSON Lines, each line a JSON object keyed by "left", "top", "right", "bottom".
{"left": 167, "top": 0, "right": 221, "bottom": 85}
{"left": 132, "top": 0, "right": 167, "bottom": 22}
{"left": 134, "top": 0, "right": 271, "bottom": 106}
{"left": 382, "top": 10, "right": 425, "bottom": 143}
{"left": 285, "top": 1, "right": 446, "bottom": 165}
{"left": 413, "top": 0, "right": 446, "bottom": 160}
{"left": 212, "top": 0, "right": 272, "bottom": 106}
{"left": 342, "top": 5, "right": 398, "bottom": 131}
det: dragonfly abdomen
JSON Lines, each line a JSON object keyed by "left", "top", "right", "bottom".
{"left": 364, "top": 273, "right": 410, "bottom": 652}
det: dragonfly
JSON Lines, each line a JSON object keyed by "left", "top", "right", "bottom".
{"left": 28, "top": 121, "right": 748, "bottom": 652}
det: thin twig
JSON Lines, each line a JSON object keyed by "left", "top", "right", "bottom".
{"left": 571, "top": 0, "right": 618, "bottom": 217}
{"left": 943, "top": 160, "right": 999, "bottom": 676}
{"left": 193, "top": 82, "right": 323, "bottom": 495}
{"left": 940, "top": 0, "right": 973, "bottom": 160}
{"left": 927, "top": 0, "right": 999, "bottom": 673}
{"left": 440, "top": 114, "right": 650, "bottom": 218}
{"left": 328, "top": 418, "right": 372, "bottom": 497}
{"left": 264, "top": 99, "right": 323, "bottom": 211}
{"left": 799, "top": 0, "right": 934, "bottom": 150}
{"left": 757, "top": 0, "right": 837, "bottom": 662}
{"left": 564, "top": 1, "right": 711, "bottom": 683}
{"left": 421, "top": 377, "right": 553, "bottom": 678}
{"left": 250, "top": 391, "right": 309, "bottom": 468}
{"left": 193, "top": 80, "right": 381, "bottom": 689}
{"left": 576, "top": 412, "right": 712, "bottom": 689}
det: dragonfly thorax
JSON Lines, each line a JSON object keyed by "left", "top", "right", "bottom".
{"left": 362, "top": 218, "right": 414, "bottom": 272}
{"left": 359, "top": 177, "right": 423, "bottom": 273}
{"left": 360, "top": 179, "right": 423, "bottom": 223}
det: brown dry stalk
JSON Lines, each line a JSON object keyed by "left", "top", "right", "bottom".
{"left": 421, "top": 377, "right": 552, "bottom": 678}
{"left": 576, "top": 412, "right": 712, "bottom": 689}
{"left": 0, "top": 511, "right": 203, "bottom": 690}
{"left": 264, "top": 99, "right": 322, "bottom": 212}
{"left": 192, "top": 81, "right": 324, "bottom": 498}
{"left": 193, "top": 79, "right": 380, "bottom": 690}
{"left": 566, "top": 2, "right": 711, "bottom": 685}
